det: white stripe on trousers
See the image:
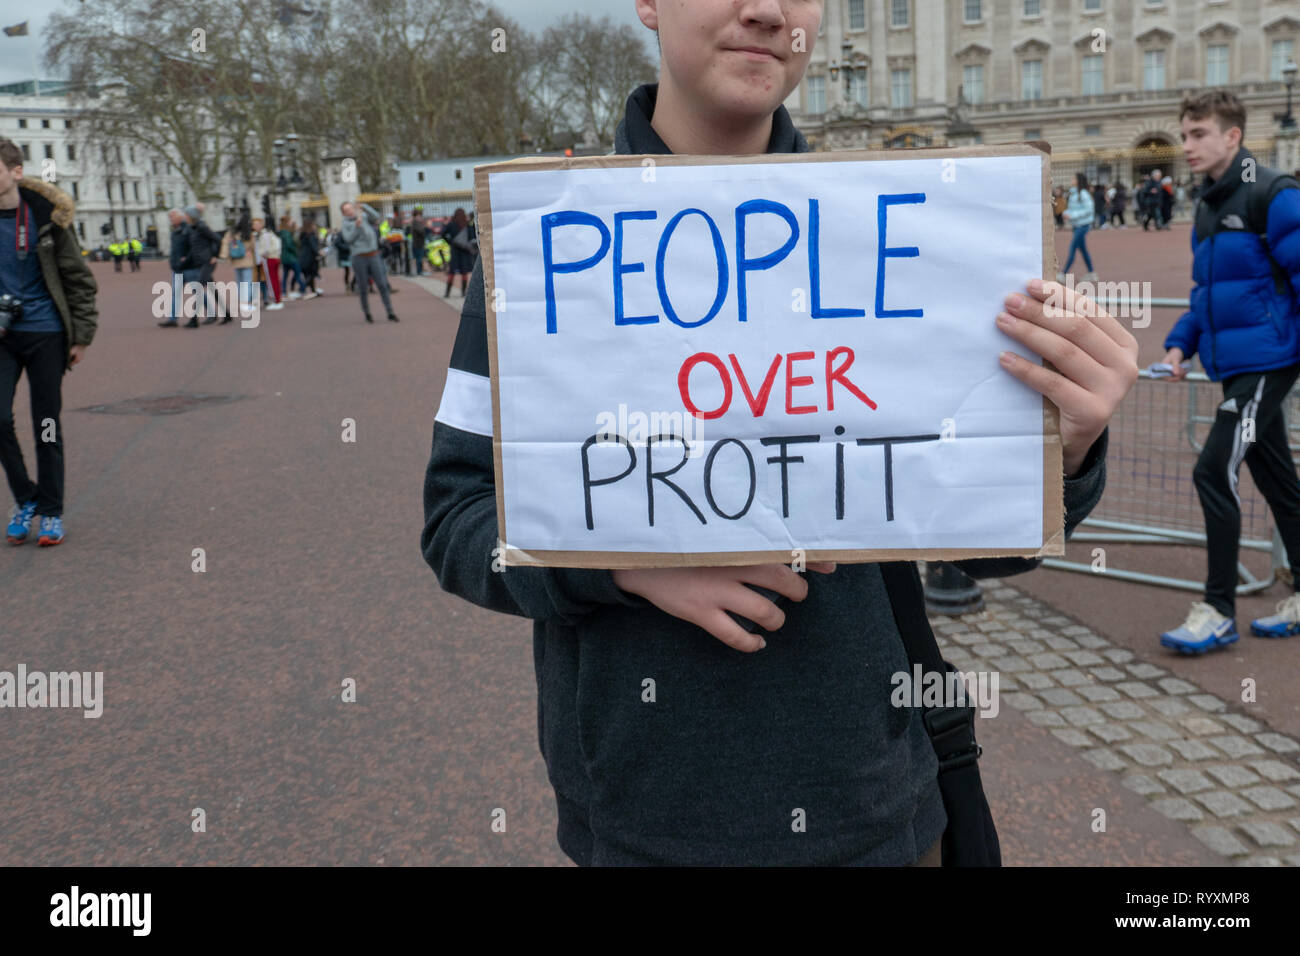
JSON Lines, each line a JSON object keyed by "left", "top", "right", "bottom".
{"left": 1227, "top": 377, "right": 1267, "bottom": 507}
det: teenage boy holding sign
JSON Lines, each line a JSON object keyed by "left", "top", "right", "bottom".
{"left": 422, "top": 0, "right": 1138, "bottom": 866}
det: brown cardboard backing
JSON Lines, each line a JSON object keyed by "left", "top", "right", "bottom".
{"left": 473, "top": 143, "right": 1064, "bottom": 569}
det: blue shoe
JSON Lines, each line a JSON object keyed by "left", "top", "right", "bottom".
{"left": 1250, "top": 594, "right": 1300, "bottom": 638}
{"left": 6, "top": 499, "right": 37, "bottom": 545}
{"left": 1160, "top": 601, "right": 1239, "bottom": 655}
{"left": 36, "top": 515, "right": 64, "bottom": 547}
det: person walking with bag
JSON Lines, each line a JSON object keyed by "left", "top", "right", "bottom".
{"left": 1058, "top": 172, "right": 1098, "bottom": 282}
{"left": 440, "top": 207, "right": 476, "bottom": 297}
{"left": 217, "top": 211, "right": 257, "bottom": 324}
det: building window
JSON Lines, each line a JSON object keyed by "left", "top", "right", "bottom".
{"left": 67, "top": 144, "right": 76, "bottom": 160}
{"left": 963, "top": 0, "right": 981, "bottom": 22}
{"left": 77, "top": 221, "right": 84, "bottom": 240}
{"left": 120, "top": 182, "right": 126, "bottom": 201}
{"left": 1144, "top": 49, "right": 1166, "bottom": 90}
{"left": 133, "top": 182, "right": 140, "bottom": 201}
{"left": 1272, "top": 39, "right": 1296, "bottom": 81}
{"left": 847, "top": 70, "right": 869, "bottom": 107}
{"left": 890, "top": 69, "right": 913, "bottom": 108}
{"left": 807, "top": 75, "right": 827, "bottom": 114}
{"left": 70, "top": 181, "right": 78, "bottom": 199}
{"left": 454, "top": 168, "right": 463, "bottom": 180}
{"left": 1024, "top": 128, "right": 1042, "bottom": 140}
{"left": 17, "top": 118, "right": 26, "bottom": 129}
{"left": 963, "top": 64, "right": 985, "bottom": 104}
{"left": 1206, "top": 43, "right": 1228, "bottom": 86}
{"left": 43, "top": 143, "right": 53, "bottom": 159}
{"left": 890, "top": 0, "right": 908, "bottom": 27}
{"left": 136, "top": 216, "right": 142, "bottom": 235}
{"left": 1084, "top": 0, "right": 1101, "bottom": 10}
{"left": 40, "top": 118, "right": 49, "bottom": 128}
{"left": 849, "top": 0, "right": 866, "bottom": 30}
{"left": 65, "top": 119, "right": 72, "bottom": 129}
{"left": 1082, "top": 54, "right": 1104, "bottom": 94}
{"left": 20, "top": 143, "right": 29, "bottom": 160}
{"left": 1085, "top": 124, "right": 1101, "bottom": 136}
{"left": 417, "top": 170, "right": 425, "bottom": 182}
{"left": 1021, "top": 59, "right": 1043, "bottom": 100}
{"left": 1024, "top": 0, "right": 1041, "bottom": 15}
{"left": 106, "top": 183, "right": 112, "bottom": 200}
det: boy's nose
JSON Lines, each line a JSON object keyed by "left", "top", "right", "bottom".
{"left": 736, "top": 0, "right": 787, "bottom": 28}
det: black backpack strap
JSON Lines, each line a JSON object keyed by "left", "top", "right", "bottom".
{"left": 878, "top": 562, "right": 980, "bottom": 772}
{"left": 880, "top": 561, "right": 1001, "bottom": 865}
{"left": 1247, "top": 167, "right": 1299, "bottom": 301}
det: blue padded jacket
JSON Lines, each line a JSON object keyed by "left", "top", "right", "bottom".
{"left": 1164, "top": 148, "right": 1300, "bottom": 381}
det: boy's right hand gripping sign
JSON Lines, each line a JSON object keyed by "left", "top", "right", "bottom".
{"left": 475, "top": 144, "right": 1063, "bottom": 569}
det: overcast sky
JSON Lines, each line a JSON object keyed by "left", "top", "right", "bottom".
{"left": 0, "top": 0, "right": 650, "bottom": 84}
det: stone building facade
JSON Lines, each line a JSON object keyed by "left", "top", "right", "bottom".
{"left": 789, "top": 0, "right": 1299, "bottom": 186}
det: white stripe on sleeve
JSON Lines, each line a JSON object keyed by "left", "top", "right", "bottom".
{"left": 435, "top": 367, "right": 494, "bottom": 437}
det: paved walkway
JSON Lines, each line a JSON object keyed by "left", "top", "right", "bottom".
{"left": 938, "top": 579, "right": 1300, "bottom": 865}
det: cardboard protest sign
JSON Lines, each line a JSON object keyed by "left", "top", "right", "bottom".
{"left": 474, "top": 144, "right": 1062, "bottom": 568}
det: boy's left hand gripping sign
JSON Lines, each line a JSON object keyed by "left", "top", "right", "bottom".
{"left": 473, "top": 146, "right": 1062, "bottom": 568}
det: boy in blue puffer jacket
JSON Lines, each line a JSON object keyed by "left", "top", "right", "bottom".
{"left": 1159, "top": 90, "right": 1300, "bottom": 653}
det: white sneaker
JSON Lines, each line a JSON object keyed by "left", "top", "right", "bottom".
{"left": 1055, "top": 272, "right": 1066, "bottom": 283}
{"left": 288, "top": 291, "right": 302, "bottom": 300}
{"left": 303, "top": 292, "right": 319, "bottom": 300}
{"left": 266, "top": 302, "right": 284, "bottom": 311}
{"left": 1085, "top": 272, "right": 1098, "bottom": 282}
{"left": 1250, "top": 592, "right": 1300, "bottom": 638}
{"left": 1159, "top": 600, "right": 1238, "bottom": 654}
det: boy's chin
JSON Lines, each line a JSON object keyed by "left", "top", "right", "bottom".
{"left": 704, "top": 80, "right": 793, "bottom": 123}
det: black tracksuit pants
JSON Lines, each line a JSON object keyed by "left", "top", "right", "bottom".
{"left": 1196, "top": 362, "right": 1300, "bottom": 616}
{"left": 0, "top": 330, "right": 67, "bottom": 517}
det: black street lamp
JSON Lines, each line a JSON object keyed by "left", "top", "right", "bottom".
{"left": 1279, "top": 60, "right": 1298, "bottom": 131}
{"left": 828, "top": 40, "right": 866, "bottom": 106}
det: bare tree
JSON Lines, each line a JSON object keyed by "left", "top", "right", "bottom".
{"left": 541, "top": 14, "right": 656, "bottom": 147}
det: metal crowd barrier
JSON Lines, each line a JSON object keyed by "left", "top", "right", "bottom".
{"left": 1040, "top": 296, "right": 1289, "bottom": 594}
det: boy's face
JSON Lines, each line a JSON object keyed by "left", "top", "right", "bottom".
{"left": 0, "top": 159, "right": 23, "bottom": 195}
{"left": 638, "top": 0, "right": 822, "bottom": 123}
{"left": 1180, "top": 115, "right": 1240, "bottom": 177}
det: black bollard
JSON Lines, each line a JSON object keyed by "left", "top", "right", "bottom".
{"left": 923, "top": 561, "right": 984, "bottom": 617}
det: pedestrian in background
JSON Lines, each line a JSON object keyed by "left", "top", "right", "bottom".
{"left": 297, "top": 217, "right": 321, "bottom": 299}
{"left": 185, "top": 205, "right": 221, "bottom": 324}
{"left": 278, "top": 215, "right": 304, "bottom": 300}
{"left": 127, "top": 236, "right": 141, "bottom": 272}
{"left": 339, "top": 199, "right": 398, "bottom": 323}
{"left": 160, "top": 208, "right": 193, "bottom": 328}
{"left": 409, "top": 209, "right": 428, "bottom": 277}
{"left": 252, "top": 216, "right": 283, "bottom": 311}
{"left": 441, "top": 207, "right": 476, "bottom": 297}
{"left": 0, "top": 137, "right": 98, "bottom": 548}
{"left": 1110, "top": 181, "right": 1128, "bottom": 228}
{"left": 218, "top": 211, "right": 257, "bottom": 323}
{"left": 1058, "top": 172, "right": 1098, "bottom": 282}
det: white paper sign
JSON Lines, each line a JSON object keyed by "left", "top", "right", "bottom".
{"left": 479, "top": 148, "right": 1058, "bottom": 566}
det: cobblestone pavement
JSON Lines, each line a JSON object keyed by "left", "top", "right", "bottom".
{"left": 937, "top": 580, "right": 1300, "bottom": 866}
